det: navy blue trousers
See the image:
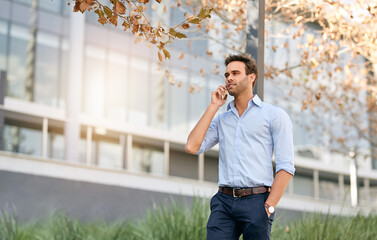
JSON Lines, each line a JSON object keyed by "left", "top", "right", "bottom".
{"left": 207, "top": 192, "right": 274, "bottom": 240}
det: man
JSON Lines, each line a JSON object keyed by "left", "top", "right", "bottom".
{"left": 185, "top": 54, "right": 295, "bottom": 240}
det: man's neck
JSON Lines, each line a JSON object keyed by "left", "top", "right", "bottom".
{"left": 234, "top": 91, "right": 254, "bottom": 117}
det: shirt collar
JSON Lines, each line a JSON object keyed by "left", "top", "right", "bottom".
{"left": 227, "top": 94, "right": 262, "bottom": 111}
{"left": 252, "top": 95, "right": 262, "bottom": 107}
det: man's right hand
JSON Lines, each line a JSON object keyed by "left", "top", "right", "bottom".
{"left": 186, "top": 85, "right": 226, "bottom": 154}
{"left": 212, "top": 85, "right": 228, "bottom": 107}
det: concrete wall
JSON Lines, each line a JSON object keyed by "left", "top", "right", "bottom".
{"left": 0, "top": 170, "right": 193, "bottom": 222}
{"left": 0, "top": 170, "right": 308, "bottom": 225}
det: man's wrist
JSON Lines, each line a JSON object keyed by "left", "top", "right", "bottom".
{"left": 264, "top": 203, "right": 275, "bottom": 214}
{"left": 209, "top": 102, "right": 222, "bottom": 110}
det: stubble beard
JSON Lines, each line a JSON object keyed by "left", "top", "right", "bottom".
{"left": 227, "top": 76, "right": 249, "bottom": 97}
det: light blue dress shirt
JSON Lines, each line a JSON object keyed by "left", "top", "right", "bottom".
{"left": 197, "top": 95, "right": 295, "bottom": 187}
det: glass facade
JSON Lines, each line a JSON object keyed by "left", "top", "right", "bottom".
{"left": 0, "top": 20, "right": 7, "bottom": 72}
{"left": 170, "top": 149, "right": 198, "bottom": 180}
{"left": 96, "top": 139, "right": 123, "bottom": 170}
{"left": 7, "top": 23, "right": 30, "bottom": 100}
{"left": 3, "top": 123, "right": 42, "bottom": 157}
{"left": 204, "top": 154, "right": 218, "bottom": 183}
{"left": 2, "top": 121, "right": 65, "bottom": 160}
{"left": 0, "top": 0, "right": 376, "bottom": 210}
{"left": 318, "top": 172, "right": 339, "bottom": 201}
{"left": 293, "top": 172, "right": 314, "bottom": 198}
{"left": 264, "top": 21, "right": 370, "bottom": 162}
{"left": 34, "top": 31, "right": 60, "bottom": 106}
{"left": 47, "top": 131, "right": 64, "bottom": 160}
{"left": 1, "top": 0, "right": 68, "bottom": 108}
{"left": 132, "top": 144, "right": 164, "bottom": 176}
{"left": 83, "top": 44, "right": 107, "bottom": 117}
{"left": 370, "top": 179, "right": 377, "bottom": 205}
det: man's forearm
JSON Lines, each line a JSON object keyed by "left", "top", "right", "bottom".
{"left": 265, "top": 170, "right": 292, "bottom": 208}
{"left": 185, "top": 103, "right": 219, "bottom": 154}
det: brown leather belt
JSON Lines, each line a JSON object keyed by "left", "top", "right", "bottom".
{"left": 218, "top": 186, "right": 271, "bottom": 198}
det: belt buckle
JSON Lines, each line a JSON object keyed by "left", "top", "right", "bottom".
{"left": 232, "top": 188, "right": 241, "bottom": 198}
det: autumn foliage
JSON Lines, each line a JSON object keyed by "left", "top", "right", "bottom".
{"left": 69, "top": 0, "right": 377, "bottom": 159}
{"left": 264, "top": 0, "right": 377, "bottom": 158}
{"left": 71, "top": 0, "right": 212, "bottom": 62}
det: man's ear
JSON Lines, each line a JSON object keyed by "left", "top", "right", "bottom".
{"left": 248, "top": 73, "right": 256, "bottom": 84}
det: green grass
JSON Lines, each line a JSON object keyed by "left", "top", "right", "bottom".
{"left": 1, "top": 199, "right": 376, "bottom": 240}
{"left": 271, "top": 211, "right": 377, "bottom": 240}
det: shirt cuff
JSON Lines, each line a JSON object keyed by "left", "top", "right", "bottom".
{"left": 276, "top": 163, "right": 295, "bottom": 176}
{"left": 196, "top": 142, "right": 206, "bottom": 155}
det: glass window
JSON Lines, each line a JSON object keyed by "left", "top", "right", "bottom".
{"left": 39, "top": 0, "right": 62, "bottom": 13}
{"left": 15, "top": 0, "right": 32, "bottom": 5}
{"left": 149, "top": 64, "right": 166, "bottom": 129}
{"left": 85, "top": 7, "right": 99, "bottom": 24}
{"left": 204, "top": 154, "right": 218, "bottom": 183}
{"left": 132, "top": 144, "right": 164, "bottom": 176}
{"left": 372, "top": 149, "right": 377, "bottom": 169}
{"left": 190, "top": 40, "right": 208, "bottom": 57}
{"left": 2, "top": 125, "right": 19, "bottom": 152}
{"left": 2, "top": 124, "right": 42, "bottom": 157}
{"left": 38, "top": 11, "right": 64, "bottom": 34}
{"left": 318, "top": 172, "right": 339, "bottom": 201}
{"left": 170, "top": 149, "right": 198, "bottom": 180}
{"left": 105, "top": 51, "right": 128, "bottom": 121}
{"left": 0, "top": 0, "right": 11, "bottom": 20}
{"left": 370, "top": 179, "right": 377, "bottom": 206}
{"left": 128, "top": 57, "right": 150, "bottom": 125}
{"left": 79, "top": 137, "right": 87, "bottom": 164}
{"left": 58, "top": 38, "right": 68, "bottom": 109}
{"left": 19, "top": 127, "right": 42, "bottom": 157}
{"left": 168, "top": 68, "right": 189, "bottom": 134}
{"left": 170, "top": 4, "right": 185, "bottom": 25}
{"left": 293, "top": 172, "right": 314, "bottom": 197}
{"left": 62, "top": 0, "right": 71, "bottom": 16}
{"left": 35, "top": 31, "right": 60, "bottom": 107}
{"left": 0, "top": 20, "right": 8, "bottom": 72}
{"left": 83, "top": 44, "right": 106, "bottom": 117}
{"left": 85, "top": 0, "right": 110, "bottom": 23}
{"left": 7, "top": 24, "right": 29, "bottom": 100}
{"left": 189, "top": 74, "right": 206, "bottom": 132}
{"left": 47, "top": 132, "right": 64, "bottom": 160}
{"left": 96, "top": 139, "right": 123, "bottom": 170}
{"left": 343, "top": 176, "right": 351, "bottom": 203}
{"left": 358, "top": 178, "right": 369, "bottom": 204}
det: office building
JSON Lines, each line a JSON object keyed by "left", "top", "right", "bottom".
{"left": 0, "top": 0, "right": 376, "bottom": 221}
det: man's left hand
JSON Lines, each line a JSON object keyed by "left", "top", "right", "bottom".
{"left": 265, "top": 206, "right": 271, "bottom": 218}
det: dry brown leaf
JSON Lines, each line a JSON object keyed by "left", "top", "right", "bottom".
{"left": 189, "top": 84, "right": 195, "bottom": 93}
{"left": 158, "top": 51, "right": 163, "bottom": 62}
{"left": 182, "top": 23, "right": 190, "bottom": 29}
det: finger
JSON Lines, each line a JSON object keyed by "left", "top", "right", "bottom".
{"left": 220, "top": 90, "right": 226, "bottom": 98}
{"left": 217, "top": 89, "right": 222, "bottom": 98}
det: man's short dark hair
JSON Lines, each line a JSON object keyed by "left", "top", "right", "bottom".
{"left": 224, "top": 54, "right": 258, "bottom": 87}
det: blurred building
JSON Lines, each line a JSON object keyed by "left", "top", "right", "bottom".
{"left": 0, "top": 0, "right": 376, "bottom": 221}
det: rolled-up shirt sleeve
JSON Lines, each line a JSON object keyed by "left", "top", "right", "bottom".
{"left": 196, "top": 116, "right": 220, "bottom": 155}
{"left": 271, "top": 108, "right": 295, "bottom": 175}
